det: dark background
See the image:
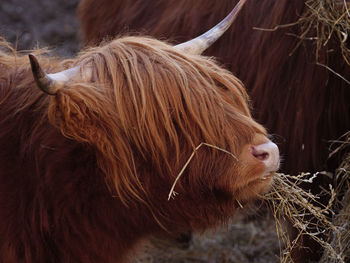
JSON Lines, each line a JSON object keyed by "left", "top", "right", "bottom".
{"left": 0, "top": 0, "right": 80, "bottom": 56}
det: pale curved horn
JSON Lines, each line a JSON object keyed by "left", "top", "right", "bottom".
{"left": 175, "top": 0, "right": 247, "bottom": 55}
{"left": 29, "top": 54, "right": 79, "bottom": 95}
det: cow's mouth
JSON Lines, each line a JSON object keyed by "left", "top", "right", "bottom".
{"left": 212, "top": 170, "right": 275, "bottom": 208}
{"left": 234, "top": 171, "right": 275, "bottom": 203}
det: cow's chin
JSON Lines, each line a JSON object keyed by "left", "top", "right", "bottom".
{"left": 213, "top": 168, "right": 274, "bottom": 208}
{"left": 233, "top": 172, "right": 274, "bottom": 204}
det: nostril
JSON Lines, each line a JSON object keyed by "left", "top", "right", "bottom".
{"left": 249, "top": 141, "right": 280, "bottom": 174}
{"left": 249, "top": 146, "right": 269, "bottom": 161}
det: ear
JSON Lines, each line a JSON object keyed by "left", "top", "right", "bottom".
{"left": 47, "top": 83, "right": 108, "bottom": 144}
{"left": 47, "top": 84, "right": 144, "bottom": 204}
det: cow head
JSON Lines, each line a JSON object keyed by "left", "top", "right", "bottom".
{"left": 28, "top": 0, "right": 279, "bottom": 231}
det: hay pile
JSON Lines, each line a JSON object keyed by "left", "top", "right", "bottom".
{"left": 319, "top": 133, "right": 350, "bottom": 262}
{"left": 297, "top": 0, "right": 350, "bottom": 64}
{"left": 264, "top": 132, "right": 350, "bottom": 263}
{"left": 264, "top": 172, "right": 342, "bottom": 263}
{"left": 294, "top": 0, "right": 350, "bottom": 83}
{"left": 256, "top": 0, "right": 350, "bottom": 82}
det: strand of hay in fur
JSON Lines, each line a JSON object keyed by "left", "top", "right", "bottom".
{"left": 316, "top": 62, "right": 350, "bottom": 85}
{"left": 168, "top": 143, "right": 238, "bottom": 200}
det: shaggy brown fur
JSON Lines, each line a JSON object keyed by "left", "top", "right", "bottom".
{"left": 0, "top": 36, "right": 271, "bottom": 263}
{"left": 77, "top": 1, "right": 350, "bottom": 261}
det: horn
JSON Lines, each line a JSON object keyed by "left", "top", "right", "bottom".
{"left": 175, "top": 0, "right": 247, "bottom": 55}
{"left": 29, "top": 54, "right": 61, "bottom": 95}
{"left": 29, "top": 54, "right": 79, "bottom": 95}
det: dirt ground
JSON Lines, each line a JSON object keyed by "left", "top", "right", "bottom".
{"left": 0, "top": 0, "right": 80, "bottom": 56}
{"left": 0, "top": 0, "right": 281, "bottom": 262}
{"left": 131, "top": 210, "right": 281, "bottom": 263}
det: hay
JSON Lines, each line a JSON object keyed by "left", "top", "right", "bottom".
{"left": 255, "top": 0, "right": 350, "bottom": 83}
{"left": 264, "top": 131, "right": 350, "bottom": 263}
{"left": 260, "top": 2, "right": 350, "bottom": 260}
{"left": 295, "top": 0, "right": 350, "bottom": 83}
{"left": 319, "top": 188, "right": 350, "bottom": 263}
{"left": 263, "top": 172, "right": 343, "bottom": 262}
{"left": 295, "top": 0, "right": 350, "bottom": 63}
{"left": 168, "top": 142, "right": 238, "bottom": 201}
{"left": 320, "top": 133, "right": 350, "bottom": 262}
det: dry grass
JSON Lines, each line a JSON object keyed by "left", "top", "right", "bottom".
{"left": 262, "top": 2, "right": 350, "bottom": 260}
{"left": 297, "top": 0, "right": 350, "bottom": 65}
{"left": 264, "top": 131, "right": 350, "bottom": 263}
{"left": 264, "top": 172, "right": 342, "bottom": 262}
{"left": 295, "top": 0, "right": 350, "bottom": 85}
{"left": 319, "top": 133, "right": 350, "bottom": 262}
{"left": 255, "top": 0, "right": 350, "bottom": 83}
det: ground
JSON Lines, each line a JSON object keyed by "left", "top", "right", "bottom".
{"left": 0, "top": 0, "right": 281, "bottom": 262}
{"left": 132, "top": 211, "right": 280, "bottom": 263}
{"left": 0, "top": 0, "right": 80, "bottom": 57}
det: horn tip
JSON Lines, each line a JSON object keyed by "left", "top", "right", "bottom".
{"left": 28, "top": 53, "right": 45, "bottom": 80}
{"left": 28, "top": 53, "right": 38, "bottom": 69}
{"left": 28, "top": 54, "right": 57, "bottom": 95}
